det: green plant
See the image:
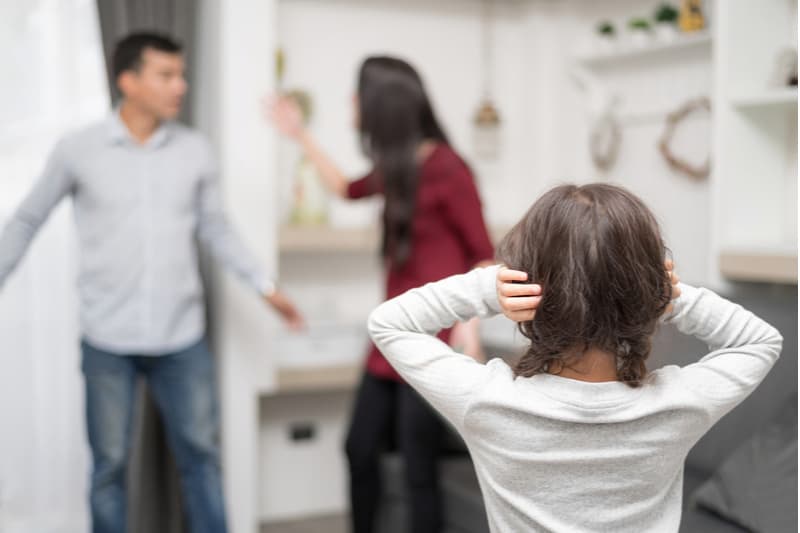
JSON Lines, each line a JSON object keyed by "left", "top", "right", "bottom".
{"left": 627, "top": 17, "right": 652, "bottom": 31}
{"left": 596, "top": 21, "right": 616, "bottom": 36}
{"left": 654, "top": 4, "right": 680, "bottom": 24}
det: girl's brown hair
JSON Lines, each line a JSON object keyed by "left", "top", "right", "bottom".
{"left": 497, "top": 183, "right": 671, "bottom": 387}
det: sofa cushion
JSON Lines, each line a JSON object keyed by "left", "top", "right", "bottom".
{"left": 691, "top": 395, "right": 797, "bottom": 532}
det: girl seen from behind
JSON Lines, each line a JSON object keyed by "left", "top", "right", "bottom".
{"left": 367, "top": 183, "right": 782, "bottom": 532}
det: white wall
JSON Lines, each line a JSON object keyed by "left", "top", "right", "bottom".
{"left": 276, "top": 0, "right": 537, "bottom": 228}
{"left": 555, "top": 0, "right": 714, "bottom": 286}
{"left": 276, "top": 0, "right": 715, "bottom": 286}
{"left": 195, "top": 0, "right": 283, "bottom": 531}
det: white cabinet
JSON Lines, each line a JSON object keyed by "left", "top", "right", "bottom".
{"left": 711, "top": 0, "right": 798, "bottom": 284}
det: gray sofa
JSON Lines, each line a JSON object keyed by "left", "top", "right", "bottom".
{"left": 377, "top": 283, "right": 797, "bottom": 533}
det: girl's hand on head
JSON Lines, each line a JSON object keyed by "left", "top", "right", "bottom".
{"left": 496, "top": 266, "right": 542, "bottom": 322}
{"left": 664, "top": 259, "right": 681, "bottom": 316}
{"left": 263, "top": 95, "right": 305, "bottom": 140}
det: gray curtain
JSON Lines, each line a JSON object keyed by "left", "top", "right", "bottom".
{"left": 96, "top": 0, "right": 197, "bottom": 124}
{"left": 94, "top": 1, "right": 198, "bottom": 532}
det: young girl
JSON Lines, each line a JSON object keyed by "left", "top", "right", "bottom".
{"left": 269, "top": 56, "right": 494, "bottom": 533}
{"left": 367, "top": 183, "right": 782, "bottom": 532}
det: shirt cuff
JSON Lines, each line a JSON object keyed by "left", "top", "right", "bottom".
{"left": 257, "top": 277, "right": 276, "bottom": 298}
{"left": 478, "top": 265, "right": 503, "bottom": 315}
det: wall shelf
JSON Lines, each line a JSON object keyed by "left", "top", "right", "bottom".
{"left": 575, "top": 31, "right": 712, "bottom": 67}
{"left": 279, "top": 225, "right": 511, "bottom": 253}
{"left": 279, "top": 226, "right": 379, "bottom": 253}
{"left": 731, "top": 88, "right": 798, "bottom": 110}
{"left": 272, "top": 364, "right": 361, "bottom": 395}
{"left": 719, "top": 249, "right": 797, "bottom": 284}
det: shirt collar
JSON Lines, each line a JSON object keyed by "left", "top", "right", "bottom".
{"left": 107, "top": 106, "right": 174, "bottom": 149}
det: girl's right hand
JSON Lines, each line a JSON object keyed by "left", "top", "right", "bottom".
{"left": 496, "top": 267, "right": 542, "bottom": 322}
{"left": 664, "top": 259, "right": 681, "bottom": 316}
{"left": 264, "top": 95, "right": 305, "bottom": 140}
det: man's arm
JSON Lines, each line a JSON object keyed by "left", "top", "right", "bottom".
{"left": 195, "top": 146, "right": 303, "bottom": 328}
{"left": 0, "top": 139, "right": 74, "bottom": 289}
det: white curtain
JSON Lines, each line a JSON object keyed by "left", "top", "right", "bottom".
{"left": 0, "top": 1, "right": 109, "bottom": 531}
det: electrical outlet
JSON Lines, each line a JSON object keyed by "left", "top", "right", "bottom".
{"left": 289, "top": 422, "right": 316, "bottom": 442}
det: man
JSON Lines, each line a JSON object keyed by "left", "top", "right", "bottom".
{"left": 0, "top": 32, "right": 302, "bottom": 533}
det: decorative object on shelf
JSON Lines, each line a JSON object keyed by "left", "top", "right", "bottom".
{"left": 590, "top": 111, "right": 622, "bottom": 172}
{"left": 658, "top": 97, "right": 711, "bottom": 181}
{"left": 570, "top": 66, "right": 622, "bottom": 173}
{"left": 654, "top": 3, "right": 680, "bottom": 42}
{"left": 678, "top": 0, "right": 705, "bottom": 33}
{"left": 769, "top": 48, "right": 798, "bottom": 87}
{"left": 286, "top": 90, "right": 328, "bottom": 226}
{"left": 275, "top": 48, "right": 328, "bottom": 226}
{"left": 595, "top": 21, "right": 617, "bottom": 53}
{"left": 473, "top": 0, "right": 502, "bottom": 160}
{"left": 627, "top": 17, "right": 652, "bottom": 48}
{"left": 275, "top": 47, "right": 286, "bottom": 91}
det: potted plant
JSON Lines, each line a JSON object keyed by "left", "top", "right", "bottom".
{"left": 654, "top": 4, "right": 680, "bottom": 42}
{"left": 627, "top": 17, "right": 652, "bottom": 48}
{"left": 595, "top": 21, "right": 617, "bottom": 53}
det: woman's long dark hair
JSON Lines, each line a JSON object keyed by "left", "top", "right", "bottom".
{"left": 357, "top": 56, "right": 448, "bottom": 267}
{"left": 497, "top": 184, "right": 672, "bottom": 387}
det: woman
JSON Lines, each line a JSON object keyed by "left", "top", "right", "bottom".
{"left": 367, "top": 183, "right": 781, "bottom": 532}
{"left": 268, "top": 56, "right": 495, "bottom": 533}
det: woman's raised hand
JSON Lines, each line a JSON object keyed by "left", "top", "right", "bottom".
{"left": 264, "top": 95, "right": 305, "bottom": 140}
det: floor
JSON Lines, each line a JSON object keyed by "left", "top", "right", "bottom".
{"left": 260, "top": 513, "right": 348, "bottom": 533}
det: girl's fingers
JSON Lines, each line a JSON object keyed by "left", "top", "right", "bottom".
{"left": 497, "top": 267, "right": 529, "bottom": 283}
{"left": 500, "top": 295, "right": 541, "bottom": 312}
{"left": 508, "top": 310, "right": 536, "bottom": 322}
{"left": 499, "top": 282, "right": 541, "bottom": 297}
{"left": 671, "top": 283, "right": 681, "bottom": 300}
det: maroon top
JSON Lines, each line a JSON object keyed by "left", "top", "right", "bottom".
{"left": 347, "top": 143, "right": 494, "bottom": 381}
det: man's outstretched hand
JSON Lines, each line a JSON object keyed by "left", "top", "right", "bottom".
{"left": 265, "top": 289, "right": 305, "bottom": 331}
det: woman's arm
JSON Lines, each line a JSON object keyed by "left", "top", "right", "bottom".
{"left": 266, "top": 96, "right": 349, "bottom": 198}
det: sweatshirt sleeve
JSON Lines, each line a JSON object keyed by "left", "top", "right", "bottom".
{"left": 665, "top": 283, "right": 783, "bottom": 422}
{"left": 367, "top": 266, "right": 502, "bottom": 429}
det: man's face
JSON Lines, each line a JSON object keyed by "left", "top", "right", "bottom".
{"left": 118, "top": 48, "right": 187, "bottom": 120}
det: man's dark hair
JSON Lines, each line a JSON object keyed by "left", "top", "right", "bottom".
{"left": 497, "top": 183, "right": 672, "bottom": 387}
{"left": 112, "top": 31, "right": 182, "bottom": 81}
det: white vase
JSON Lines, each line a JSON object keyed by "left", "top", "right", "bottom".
{"left": 655, "top": 23, "right": 678, "bottom": 43}
{"left": 595, "top": 35, "right": 618, "bottom": 54}
{"left": 628, "top": 29, "right": 652, "bottom": 49}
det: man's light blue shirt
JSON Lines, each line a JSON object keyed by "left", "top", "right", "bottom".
{"left": 0, "top": 111, "right": 273, "bottom": 354}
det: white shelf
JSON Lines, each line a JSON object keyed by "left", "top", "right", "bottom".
{"left": 272, "top": 364, "right": 361, "bottom": 395}
{"left": 279, "top": 225, "right": 511, "bottom": 253}
{"left": 730, "top": 88, "right": 798, "bottom": 110}
{"left": 719, "top": 248, "right": 798, "bottom": 284}
{"left": 575, "top": 31, "right": 712, "bottom": 67}
{"left": 279, "top": 225, "right": 379, "bottom": 253}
